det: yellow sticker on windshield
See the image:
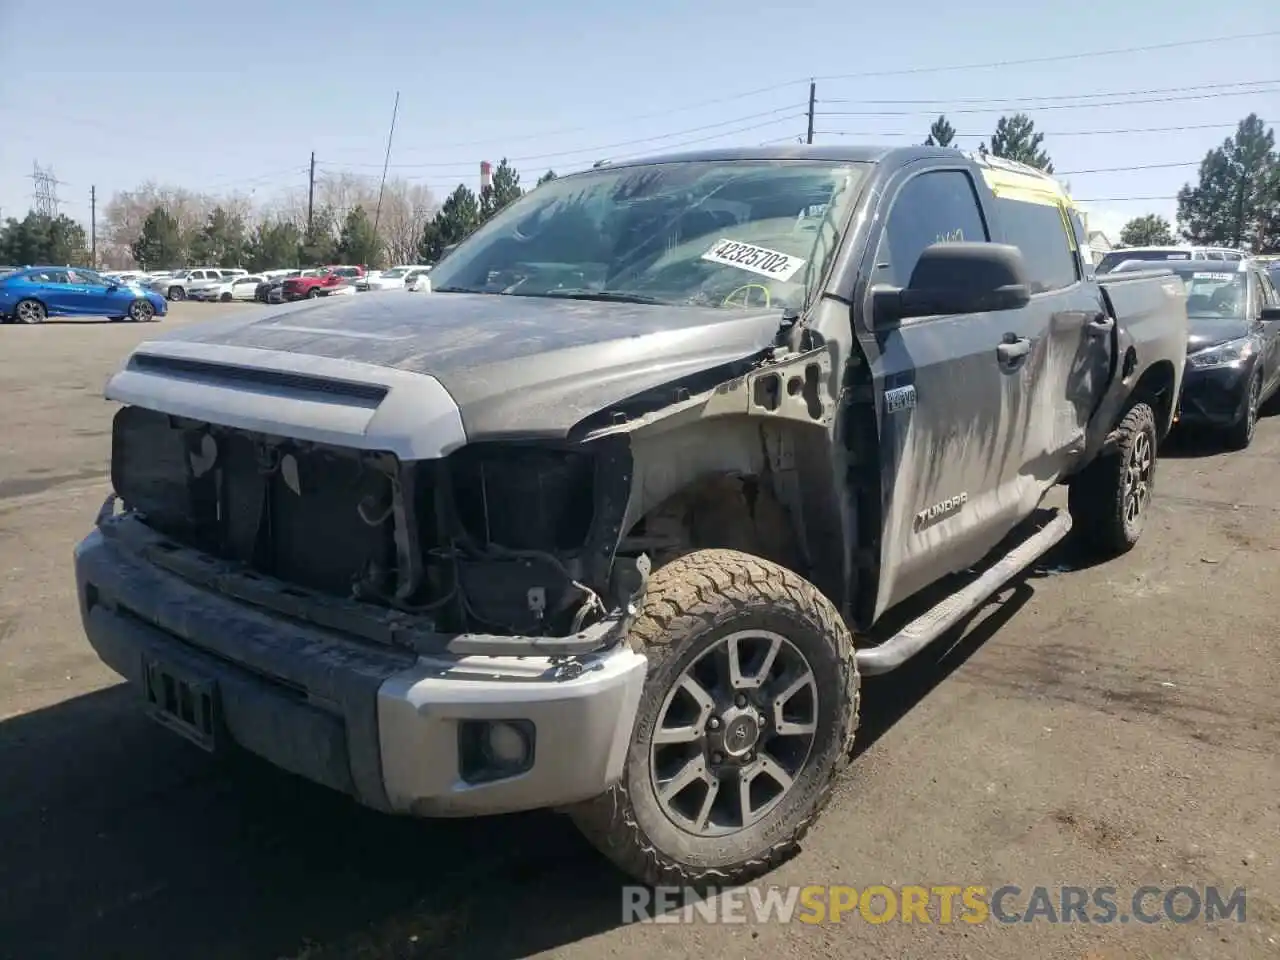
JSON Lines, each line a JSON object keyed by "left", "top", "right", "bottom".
{"left": 701, "top": 238, "right": 807, "bottom": 282}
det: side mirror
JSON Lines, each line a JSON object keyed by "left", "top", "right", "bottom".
{"left": 1261, "top": 305, "right": 1280, "bottom": 322}
{"left": 106, "top": 282, "right": 119, "bottom": 291}
{"left": 872, "top": 242, "right": 1032, "bottom": 326}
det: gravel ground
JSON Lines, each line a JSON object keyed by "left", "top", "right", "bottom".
{"left": 1, "top": 302, "right": 1277, "bottom": 960}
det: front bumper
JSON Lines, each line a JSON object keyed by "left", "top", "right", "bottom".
{"left": 1175, "top": 359, "right": 1256, "bottom": 428}
{"left": 74, "top": 513, "right": 647, "bottom": 817}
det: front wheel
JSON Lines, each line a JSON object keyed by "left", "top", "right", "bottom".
{"left": 167, "top": 286, "right": 185, "bottom": 301}
{"left": 1068, "top": 401, "right": 1158, "bottom": 557}
{"left": 306, "top": 287, "right": 322, "bottom": 299}
{"left": 570, "top": 549, "right": 859, "bottom": 888}
{"left": 14, "top": 298, "right": 46, "bottom": 324}
{"left": 1224, "top": 371, "right": 1262, "bottom": 451}
{"left": 128, "top": 299, "right": 155, "bottom": 323}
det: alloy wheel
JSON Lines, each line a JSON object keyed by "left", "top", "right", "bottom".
{"left": 1122, "top": 428, "right": 1153, "bottom": 527}
{"left": 649, "top": 629, "right": 818, "bottom": 837}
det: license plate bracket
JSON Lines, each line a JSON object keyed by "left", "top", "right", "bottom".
{"left": 142, "top": 657, "right": 220, "bottom": 752}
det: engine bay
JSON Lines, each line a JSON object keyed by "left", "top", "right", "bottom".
{"left": 110, "top": 406, "right": 630, "bottom": 639}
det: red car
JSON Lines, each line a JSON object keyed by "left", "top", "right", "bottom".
{"left": 282, "top": 265, "right": 366, "bottom": 300}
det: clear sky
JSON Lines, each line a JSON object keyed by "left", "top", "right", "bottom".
{"left": 0, "top": 0, "right": 1276, "bottom": 242}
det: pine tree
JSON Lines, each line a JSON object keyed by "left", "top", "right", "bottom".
{"left": 419, "top": 185, "right": 480, "bottom": 261}
{"left": 1176, "top": 114, "right": 1279, "bottom": 249}
{"left": 924, "top": 115, "right": 956, "bottom": 148}
{"left": 130, "top": 207, "right": 185, "bottom": 269}
{"left": 987, "top": 114, "right": 1053, "bottom": 172}
{"left": 337, "top": 205, "right": 381, "bottom": 267}
{"left": 479, "top": 159, "right": 524, "bottom": 221}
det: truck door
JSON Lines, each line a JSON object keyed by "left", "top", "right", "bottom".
{"left": 983, "top": 188, "right": 1112, "bottom": 490}
{"left": 854, "top": 165, "right": 1039, "bottom": 620}
{"left": 1255, "top": 269, "right": 1280, "bottom": 399}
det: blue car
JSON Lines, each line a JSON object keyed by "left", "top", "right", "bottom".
{"left": 0, "top": 266, "right": 168, "bottom": 324}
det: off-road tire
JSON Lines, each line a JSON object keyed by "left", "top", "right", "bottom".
{"left": 14, "top": 298, "right": 46, "bottom": 324}
{"left": 1224, "top": 371, "right": 1262, "bottom": 451}
{"left": 167, "top": 286, "right": 185, "bottom": 301}
{"left": 569, "top": 548, "right": 859, "bottom": 888}
{"left": 1068, "top": 401, "right": 1158, "bottom": 557}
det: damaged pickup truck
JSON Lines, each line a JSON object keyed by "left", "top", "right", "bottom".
{"left": 75, "top": 146, "right": 1188, "bottom": 887}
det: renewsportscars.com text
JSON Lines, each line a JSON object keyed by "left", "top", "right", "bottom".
{"left": 623, "top": 884, "right": 1247, "bottom": 925}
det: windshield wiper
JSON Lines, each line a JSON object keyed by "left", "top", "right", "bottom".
{"left": 514, "top": 289, "right": 666, "bottom": 305}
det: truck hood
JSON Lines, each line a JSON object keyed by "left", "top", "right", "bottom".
{"left": 1187, "top": 317, "right": 1253, "bottom": 353}
{"left": 127, "top": 291, "right": 783, "bottom": 444}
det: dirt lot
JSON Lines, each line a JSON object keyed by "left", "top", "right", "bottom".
{"left": 1, "top": 302, "right": 1277, "bottom": 960}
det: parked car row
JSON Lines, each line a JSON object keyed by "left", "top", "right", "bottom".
{"left": 155, "top": 264, "right": 435, "bottom": 306}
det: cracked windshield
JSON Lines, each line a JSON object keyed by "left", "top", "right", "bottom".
{"left": 428, "top": 160, "right": 863, "bottom": 311}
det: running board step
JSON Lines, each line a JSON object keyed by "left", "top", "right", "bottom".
{"left": 855, "top": 509, "right": 1073, "bottom": 676}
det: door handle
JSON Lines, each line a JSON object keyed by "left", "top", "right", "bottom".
{"left": 996, "top": 336, "right": 1031, "bottom": 364}
{"left": 1085, "top": 312, "right": 1115, "bottom": 336}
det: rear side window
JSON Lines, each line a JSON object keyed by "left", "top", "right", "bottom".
{"left": 878, "top": 169, "right": 989, "bottom": 286}
{"left": 30, "top": 270, "right": 70, "bottom": 284}
{"left": 993, "top": 196, "right": 1079, "bottom": 293}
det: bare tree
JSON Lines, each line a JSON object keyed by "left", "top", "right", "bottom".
{"left": 315, "top": 171, "right": 380, "bottom": 224}
{"left": 96, "top": 171, "right": 435, "bottom": 268}
{"left": 258, "top": 186, "right": 310, "bottom": 230}
{"left": 377, "top": 179, "right": 438, "bottom": 264}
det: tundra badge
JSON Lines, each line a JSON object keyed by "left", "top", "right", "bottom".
{"left": 915, "top": 492, "right": 968, "bottom": 529}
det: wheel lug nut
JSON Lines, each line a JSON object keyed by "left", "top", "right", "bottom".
{"left": 734, "top": 694, "right": 747, "bottom": 707}
{"left": 707, "top": 717, "right": 721, "bottom": 730}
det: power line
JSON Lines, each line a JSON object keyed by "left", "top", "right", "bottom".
{"left": 1073, "top": 195, "right": 1181, "bottom": 203}
{"left": 816, "top": 84, "right": 1280, "bottom": 117}
{"left": 318, "top": 36, "right": 1280, "bottom": 159}
{"left": 321, "top": 78, "right": 1268, "bottom": 177}
{"left": 319, "top": 105, "right": 806, "bottom": 171}
{"left": 318, "top": 113, "right": 809, "bottom": 186}
{"left": 815, "top": 121, "right": 1243, "bottom": 138}
{"left": 1056, "top": 160, "right": 1201, "bottom": 175}
{"left": 819, "top": 77, "right": 1280, "bottom": 106}
{"left": 811, "top": 30, "right": 1280, "bottom": 82}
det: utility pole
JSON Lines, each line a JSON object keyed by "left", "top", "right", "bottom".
{"left": 307, "top": 151, "right": 316, "bottom": 234}
{"left": 90, "top": 185, "right": 97, "bottom": 268}
{"left": 806, "top": 81, "right": 816, "bottom": 145}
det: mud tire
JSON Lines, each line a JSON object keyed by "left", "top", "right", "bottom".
{"left": 1069, "top": 401, "right": 1158, "bottom": 557}
{"left": 569, "top": 548, "right": 859, "bottom": 888}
